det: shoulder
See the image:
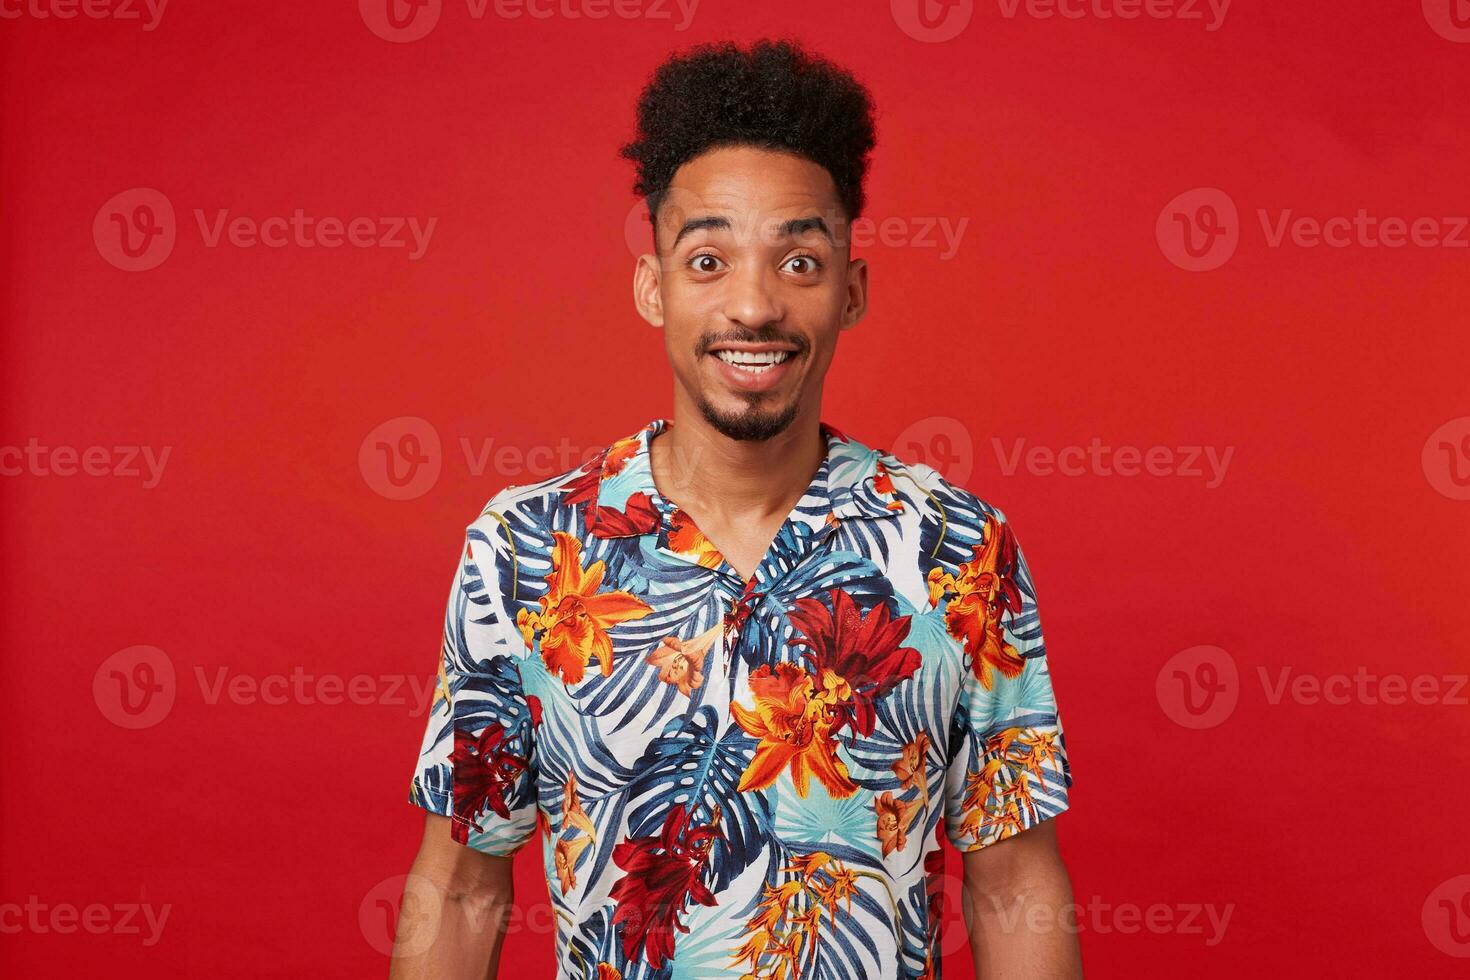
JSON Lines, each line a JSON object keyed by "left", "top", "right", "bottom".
{"left": 463, "top": 455, "right": 595, "bottom": 546}
{"left": 457, "top": 421, "right": 657, "bottom": 547}
{"left": 869, "top": 441, "right": 1014, "bottom": 535}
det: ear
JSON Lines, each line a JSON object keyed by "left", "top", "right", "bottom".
{"left": 839, "top": 256, "right": 868, "bottom": 331}
{"left": 633, "top": 252, "right": 665, "bottom": 328}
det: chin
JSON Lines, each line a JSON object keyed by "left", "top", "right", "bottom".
{"left": 695, "top": 396, "right": 801, "bottom": 442}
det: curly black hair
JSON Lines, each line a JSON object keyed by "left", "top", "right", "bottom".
{"left": 620, "top": 39, "right": 877, "bottom": 242}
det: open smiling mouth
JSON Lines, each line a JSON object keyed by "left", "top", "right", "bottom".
{"left": 706, "top": 346, "right": 800, "bottom": 393}
{"left": 712, "top": 349, "right": 793, "bottom": 374}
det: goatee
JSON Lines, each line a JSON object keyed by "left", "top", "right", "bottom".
{"left": 695, "top": 396, "right": 800, "bottom": 442}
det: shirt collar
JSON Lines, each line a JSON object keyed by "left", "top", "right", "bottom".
{"left": 586, "top": 418, "right": 903, "bottom": 540}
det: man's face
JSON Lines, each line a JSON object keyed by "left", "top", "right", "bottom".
{"left": 633, "top": 146, "right": 868, "bottom": 442}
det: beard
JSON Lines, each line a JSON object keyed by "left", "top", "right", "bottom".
{"left": 694, "top": 392, "right": 800, "bottom": 442}
{"left": 690, "top": 326, "right": 809, "bottom": 442}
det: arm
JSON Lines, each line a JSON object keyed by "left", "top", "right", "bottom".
{"left": 962, "top": 820, "right": 1082, "bottom": 979}
{"left": 388, "top": 814, "right": 516, "bottom": 980}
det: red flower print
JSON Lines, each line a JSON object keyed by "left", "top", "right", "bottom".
{"left": 787, "top": 588, "right": 922, "bottom": 738}
{"left": 565, "top": 439, "right": 661, "bottom": 537}
{"left": 449, "top": 723, "right": 527, "bottom": 843}
{"left": 608, "top": 803, "right": 722, "bottom": 968}
{"left": 723, "top": 579, "right": 761, "bottom": 644}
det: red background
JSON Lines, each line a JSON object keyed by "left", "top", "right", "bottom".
{"left": 3, "top": 0, "right": 1468, "bottom": 976}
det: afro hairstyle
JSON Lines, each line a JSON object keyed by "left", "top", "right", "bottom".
{"left": 620, "top": 38, "right": 877, "bottom": 245}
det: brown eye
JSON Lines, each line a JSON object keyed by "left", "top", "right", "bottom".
{"left": 690, "top": 254, "right": 724, "bottom": 273}
{"left": 782, "top": 254, "right": 822, "bottom": 275}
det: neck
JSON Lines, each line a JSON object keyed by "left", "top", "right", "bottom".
{"left": 649, "top": 400, "right": 826, "bottom": 522}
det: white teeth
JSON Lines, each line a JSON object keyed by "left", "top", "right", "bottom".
{"left": 713, "top": 350, "right": 792, "bottom": 370}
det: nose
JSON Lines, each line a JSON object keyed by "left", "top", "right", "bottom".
{"left": 721, "top": 259, "right": 783, "bottom": 332}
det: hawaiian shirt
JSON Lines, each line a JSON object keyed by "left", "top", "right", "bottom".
{"left": 409, "top": 418, "right": 1072, "bottom": 980}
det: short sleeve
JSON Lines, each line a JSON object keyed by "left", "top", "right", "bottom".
{"left": 942, "top": 510, "right": 1072, "bottom": 851}
{"left": 408, "top": 523, "right": 541, "bottom": 856}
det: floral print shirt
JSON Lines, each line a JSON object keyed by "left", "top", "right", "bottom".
{"left": 409, "top": 418, "right": 1072, "bottom": 979}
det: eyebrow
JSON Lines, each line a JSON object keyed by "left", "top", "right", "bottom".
{"left": 670, "top": 214, "right": 835, "bottom": 250}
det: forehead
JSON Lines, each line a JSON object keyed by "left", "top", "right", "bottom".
{"left": 662, "top": 145, "right": 844, "bottom": 232}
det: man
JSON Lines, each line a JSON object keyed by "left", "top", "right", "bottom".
{"left": 393, "top": 39, "right": 1080, "bottom": 980}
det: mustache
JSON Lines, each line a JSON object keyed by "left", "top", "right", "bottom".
{"left": 697, "top": 328, "right": 809, "bottom": 356}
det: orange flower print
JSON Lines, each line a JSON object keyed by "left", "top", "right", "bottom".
{"left": 731, "top": 663, "right": 858, "bottom": 798}
{"left": 956, "top": 726, "right": 1060, "bottom": 846}
{"left": 554, "top": 833, "right": 592, "bottom": 894}
{"left": 926, "top": 514, "right": 1025, "bottom": 688}
{"left": 732, "top": 851, "right": 869, "bottom": 979}
{"left": 871, "top": 459, "right": 905, "bottom": 512}
{"left": 562, "top": 772, "right": 596, "bottom": 839}
{"left": 667, "top": 509, "right": 724, "bottom": 568}
{"left": 517, "top": 531, "right": 653, "bottom": 684}
{"left": 874, "top": 792, "right": 920, "bottom": 857}
{"left": 783, "top": 851, "right": 832, "bottom": 878}
{"left": 1013, "top": 727, "right": 1063, "bottom": 788}
{"left": 815, "top": 863, "right": 860, "bottom": 917}
{"left": 601, "top": 432, "right": 641, "bottom": 478}
{"left": 646, "top": 622, "right": 720, "bottom": 696}
{"left": 595, "top": 966, "right": 622, "bottom": 980}
{"left": 960, "top": 752, "right": 1009, "bottom": 842}
{"left": 892, "top": 731, "right": 931, "bottom": 805}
